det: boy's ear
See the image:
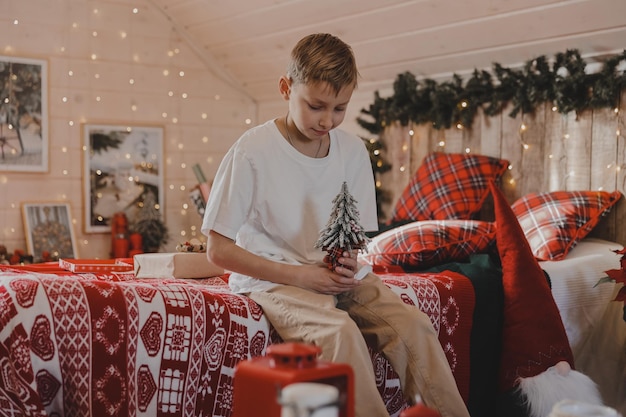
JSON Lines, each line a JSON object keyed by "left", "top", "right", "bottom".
{"left": 278, "top": 76, "right": 291, "bottom": 100}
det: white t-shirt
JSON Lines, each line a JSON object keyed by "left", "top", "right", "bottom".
{"left": 201, "top": 119, "right": 378, "bottom": 293}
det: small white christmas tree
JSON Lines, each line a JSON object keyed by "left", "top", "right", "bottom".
{"left": 315, "top": 181, "right": 370, "bottom": 270}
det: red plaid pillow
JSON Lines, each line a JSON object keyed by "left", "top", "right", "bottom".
{"left": 512, "top": 190, "right": 622, "bottom": 261}
{"left": 391, "top": 153, "right": 509, "bottom": 223}
{"left": 360, "top": 220, "right": 496, "bottom": 268}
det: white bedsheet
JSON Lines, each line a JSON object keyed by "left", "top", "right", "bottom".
{"left": 540, "top": 238, "right": 626, "bottom": 415}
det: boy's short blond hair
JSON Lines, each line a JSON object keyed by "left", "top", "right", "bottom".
{"left": 286, "top": 33, "right": 359, "bottom": 95}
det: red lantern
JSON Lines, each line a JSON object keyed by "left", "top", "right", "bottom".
{"left": 233, "top": 342, "right": 354, "bottom": 417}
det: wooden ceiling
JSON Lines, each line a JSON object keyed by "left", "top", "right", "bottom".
{"left": 148, "top": 0, "right": 626, "bottom": 103}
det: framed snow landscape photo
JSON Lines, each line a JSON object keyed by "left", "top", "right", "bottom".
{"left": 82, "top": 123, "right": 164, "bottom": 233}
{"left": 0, "top": 55, "right": 48, "bottom": 172}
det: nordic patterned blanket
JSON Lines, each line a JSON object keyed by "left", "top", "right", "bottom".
{"left": 0, "top": 263, "right": 497, "bottom": 417}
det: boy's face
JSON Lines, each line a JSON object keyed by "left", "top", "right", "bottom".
{"left": 281, "top": 78, "right": 354, "bottom": 140}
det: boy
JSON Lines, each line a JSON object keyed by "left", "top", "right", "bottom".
{"left": 201, "top": 33, "right": 470, "bottom": 417}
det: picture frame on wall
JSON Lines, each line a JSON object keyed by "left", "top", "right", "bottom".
{"left": 82, "top": 123, "right": 165, "bottom": 233}
{"left": 0, "top": 55, "right": 48, "bottom": 172}
{"left": 22, "top": 202, "right": 78, "bottom": 262}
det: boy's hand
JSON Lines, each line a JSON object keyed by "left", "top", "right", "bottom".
{"left": 300, "top": 251, "right": 361, "bottom": 295}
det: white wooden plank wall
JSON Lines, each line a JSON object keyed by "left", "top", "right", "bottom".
{"left": 378, "top": 92, "right": 626, "bottom": 244}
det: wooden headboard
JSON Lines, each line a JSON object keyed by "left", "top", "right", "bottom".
{"left": 376, "top": 92, "right": 626, "bottom": 245}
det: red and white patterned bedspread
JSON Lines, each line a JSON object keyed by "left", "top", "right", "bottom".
{"left": 0, "top": 266, "right": 474, "bottom": 417}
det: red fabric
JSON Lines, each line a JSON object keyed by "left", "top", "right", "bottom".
{"left": 0, "top": 264, "right": 474, "bottom": 416}
{"left": 489, "top": 181, "right": 574, "bottom": 392}
{"left": 391, "top": 152, "right": 509, "bottom": 223}
{"left": 512, "top": 190, "right": 622, "bottom": 260}
{"left": 361, "top": 220, "right": 495, "bottom": 268}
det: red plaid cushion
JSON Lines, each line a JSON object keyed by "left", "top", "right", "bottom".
{"left": 360, "top": 220, "right": 496, "bottom": 268}
{"left": 390, "top": 152, "right": 509, "bottom": 223}
{"left": 512, "top": 190, "right": 622, "bottom": 261}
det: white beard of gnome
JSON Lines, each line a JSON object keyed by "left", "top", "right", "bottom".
{"left": 314, "top": 182, "right": 370, "bottom": 271}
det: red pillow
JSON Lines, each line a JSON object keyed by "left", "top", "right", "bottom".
{"left": 390, "top": 153, "right": 509, "bottom": 223}
{"left": 512, "top": 190, "right": 622, "bottom": 261}
{"left": 360, "top": 220, "right": 496, "bottom": 268}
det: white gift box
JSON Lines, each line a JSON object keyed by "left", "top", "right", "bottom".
{"left": 134, "top": 252, "right": 224, "bottom": 279}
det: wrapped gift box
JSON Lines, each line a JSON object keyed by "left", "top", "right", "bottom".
{"left": 60, "top": 258, "right": 134, "bottom": 273}
{"left": 134, "top": 252, "right": 224, "bottom": 279}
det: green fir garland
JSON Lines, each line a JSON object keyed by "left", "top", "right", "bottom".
{"left": 361, "top": 137, "right": 392, "bottom": 218}
{"left": 358, "top": 49, "right": 626, "bottom": 133}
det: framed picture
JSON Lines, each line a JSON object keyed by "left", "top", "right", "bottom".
{"left": 22, "top": 202, "right": 78, "bottom": 262}
{"left": 0, "top": 55, "right": 48, "bottom": 172}
{"left": 82, "top": 123, "right": 164, "bottom": 233}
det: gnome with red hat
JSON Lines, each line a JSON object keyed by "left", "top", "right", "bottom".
{"left": 489, "top": 181, "right": 603, "bottom": 417}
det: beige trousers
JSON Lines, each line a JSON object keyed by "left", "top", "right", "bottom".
{"left": 247, "top": 274, "right": 470, "bottom": 417}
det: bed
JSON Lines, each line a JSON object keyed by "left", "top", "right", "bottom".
{"left": 0, "top": 152, "right": 624, "bottom": 417}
